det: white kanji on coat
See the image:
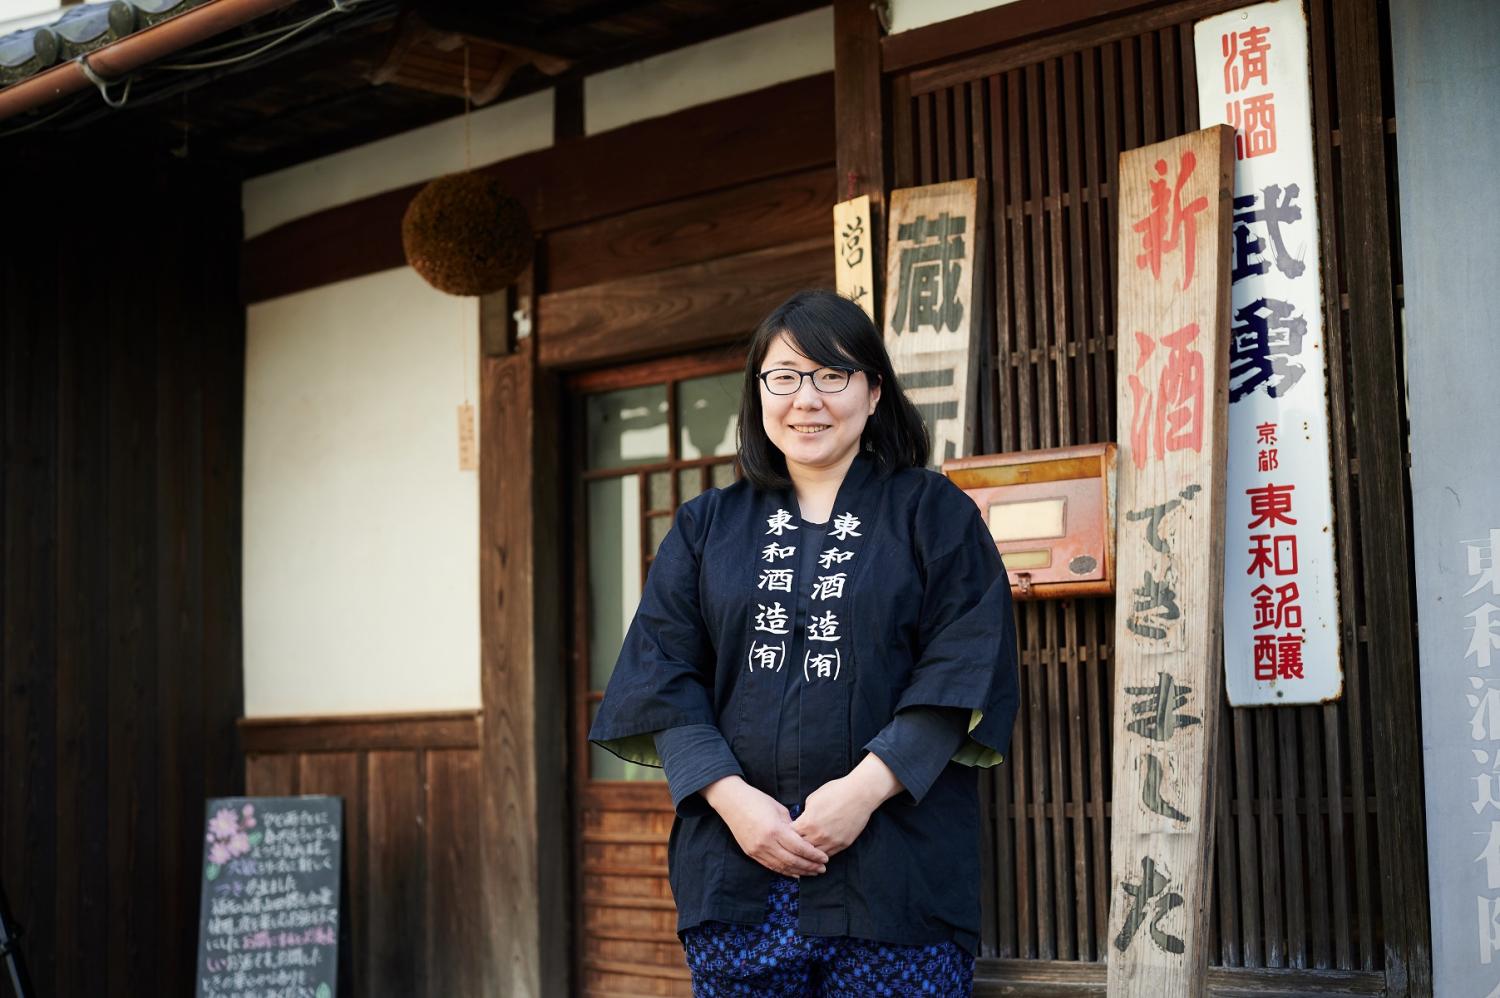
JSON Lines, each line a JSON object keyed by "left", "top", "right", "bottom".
{"left": 766, "top": 509, "right": 799, "bottom": 536}
{"left": 747, "top": 640, "right": 785, "bottom": 673}
{"left": 812, "top": 573, "right": 847, "bottom": 601}
{"left": 762, "top": 543, "right": 796, "bottom": 562}
{"left": 758, "top": 569, "right": 795, "bottom": 592}
{"left": 807, "top": 610, "right": 842, "bottom": 642}
{"left": 754, "top": 602, "right": 790, "bottom": 635}
{"left": 819, "top": 548, "right": 855, "bottom": 569}
{"left": 830, "top": 512, "right": 863, "bottom": 541}
{"left": 805, "top": 650, "right": 840, "bottom": 681}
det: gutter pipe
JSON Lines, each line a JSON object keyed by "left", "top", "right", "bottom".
{"left": 0, "top": 0, "right": 302, "bottom": 124}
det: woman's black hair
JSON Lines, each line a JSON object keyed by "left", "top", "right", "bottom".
{"left": 737, "top": 289, "right": 930, "bottom": 490}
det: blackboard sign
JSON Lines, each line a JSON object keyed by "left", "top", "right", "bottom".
{"left": 195, "top": 796, "right": 343, "bottom": 998}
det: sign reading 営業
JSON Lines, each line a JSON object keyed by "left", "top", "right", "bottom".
{"left": 834, "top": 194, "right": 877, "bottom": 322}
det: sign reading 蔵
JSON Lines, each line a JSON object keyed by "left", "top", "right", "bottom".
{"left": 882, "top": 179, "right": 982, "bottom": 468}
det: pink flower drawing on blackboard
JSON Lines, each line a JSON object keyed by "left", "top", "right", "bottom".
{"left": 203, "top": 802, "right": 262, "bottom": 881}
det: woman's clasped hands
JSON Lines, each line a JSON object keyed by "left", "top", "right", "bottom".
{"left": 700, "top": 753, "right": 904, "bottom": 878}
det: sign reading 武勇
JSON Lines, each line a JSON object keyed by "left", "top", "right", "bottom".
{"left": 1194, "top": 1, "right": 1342, "bottom": 706}
{"left": 883, "top": 179, "right": 981, "bottom": 467}
{"left": 1105, "top": 126, "right": 1233, "bottom": 998}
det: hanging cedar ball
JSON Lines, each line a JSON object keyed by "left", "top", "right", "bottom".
{"left": 401, "top": 172, "right": 533, "bottom": 296}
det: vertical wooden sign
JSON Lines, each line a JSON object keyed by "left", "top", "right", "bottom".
{"left": 883, "top": 178, "right": 981, "bottom": 467}
{"left": 834, "top": 194, "right": 877, "bottom": 321}
{"left": 1106, "top": 126, "right": 1233, "bottom": 998}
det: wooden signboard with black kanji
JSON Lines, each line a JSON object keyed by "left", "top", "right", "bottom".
{"left": 882, "top": 179, "right": 982, "bottom": 468}
{"left": 1105, "top": 126, "right": 1234, "bottom": 998}
{"left": 834, "top": 194, "right": 877, "bottom": 322}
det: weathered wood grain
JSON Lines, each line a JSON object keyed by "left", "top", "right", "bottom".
{"left": 1105, "top": 125, "right": 1233, "bottom": 998}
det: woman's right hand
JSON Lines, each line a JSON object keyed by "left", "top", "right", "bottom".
{"left": 700, "top": 776, "right": 829, "bottom": 877}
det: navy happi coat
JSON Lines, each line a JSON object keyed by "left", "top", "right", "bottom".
{"left": 588, "top": 451, "right": 1020, "bottom": 953}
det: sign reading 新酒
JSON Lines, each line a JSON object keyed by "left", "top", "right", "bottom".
{"left": 1105, "top": 126, "right": 1233, "bottom": 998}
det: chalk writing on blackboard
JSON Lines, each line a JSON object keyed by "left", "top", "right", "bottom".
{"left": 196, "top": 796, "right": 343, "bottom": 998}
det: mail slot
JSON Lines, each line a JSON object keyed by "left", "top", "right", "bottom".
{"left": 944, "top": 443, "right": 1116, "bottom": 600}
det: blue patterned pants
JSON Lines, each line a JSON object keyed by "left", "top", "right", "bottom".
{"left": 680, "top": 876, "right": 974, "bottom": 997}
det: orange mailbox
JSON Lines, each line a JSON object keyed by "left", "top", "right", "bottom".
{"left": 943, "top": 443, "right": 1116, "bottom": 600}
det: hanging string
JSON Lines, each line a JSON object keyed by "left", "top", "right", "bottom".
{"left": 460, "top": 42, "right": 473, "bottom": 406}
{"left": 463, "top": 42, "right": 473, "bottom": 171}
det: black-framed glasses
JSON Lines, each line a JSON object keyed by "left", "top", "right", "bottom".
{"left": 757, "top": 366, "right": 860, "bottom": 395}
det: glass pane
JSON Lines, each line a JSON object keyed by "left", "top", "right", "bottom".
{"left": 586, "top": 385, "right": 669, "bottom": 470}
{"left": 678, "top": 467, "right": 704, "bottom": 504}
{"left": 587, "top": 475, "right": 641, "bottom": 691}
{"left": 647, "top": 514, "right": 672, "bottom": 557}
{"left": 589, "top": 701, "right": 666, "bottom": 782}
{"left": 648, "top": 470, "right": 672, "bottom": 511}
{"left": 678, "top": 372, "right": 741, "bottom": 460}
{"left": 710, "top": 461, "right": 738, "bottom": 489}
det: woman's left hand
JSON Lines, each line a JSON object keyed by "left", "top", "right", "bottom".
{"left": 792, "top": 755, "right": 904, "bottom": 857}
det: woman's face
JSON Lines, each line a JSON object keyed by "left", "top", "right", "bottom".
{"left": 758, "top": 331, "right": 880, "bottom": 476}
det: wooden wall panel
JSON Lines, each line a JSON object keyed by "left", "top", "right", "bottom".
{"left": 0, "top": 163, "right": 245, "bottom": 998}
{"left": 537, "top": 237, "right": 833, "bottom": 369}
{"left": 545, "top": 168, "right": 836, "bottom": 293}
{"left": 242, "top": 73, "right": 835, "bottom": 305}
{"left": 240, "top": 711, "right": 482, "bottom": 998}
{"left": 889, "top": 0, "right": 1428, "bottom": 993}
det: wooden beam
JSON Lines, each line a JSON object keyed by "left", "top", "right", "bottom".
{"left": 881, "top": 0, "right": 1159, "bottom": 72}
{"left": 544, "top": 167, "right": 834, "bottom": 293}
{"left": 536, "top": 236, "right": 832, "bottom": 369}
{"left": 241, "top": 73, "right": 834, "bottom": 305}
{"left": 973, "top": 959, "right": 1386, "bottom": 996}
{"left": 237, "top": 710, "right": 482, "bottom": 753}
{"left": 479, "top": 265, "right": 570, "bottom": 994}
{"left": 834, "top": 0, "right": 888, "bottom": 316}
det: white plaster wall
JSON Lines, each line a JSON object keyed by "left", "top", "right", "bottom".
{"left": 238, "top": 7, "right": 841, "bottom": 718}
{"left": 887, "top": 0, "right": 1021, "bottom": 35}
{"left": 0, "top": 0, "right": 62, "bottom": 33}
{"left": 584, "top": 7, "right": 834, "bottom": 135}
{"left": 242, "top": 267, "right": 481, "bottom": 717}
{"left": 242, "top": 88, "right": 554, "bottom": 239}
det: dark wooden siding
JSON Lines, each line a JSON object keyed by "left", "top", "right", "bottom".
{"left": 888, "top": 0, "right": 1426, "bottom": 993}
{"left": 239, "top": 711, "right": 485, "bottom": 998}
{"left": 0, "top": 161, "right": 246, "bottom": 998}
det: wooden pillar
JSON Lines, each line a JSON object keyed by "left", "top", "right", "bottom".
{"left": 834, "top": 0, "right": 889, "bottom": 311}
{"left": 478, "top": 267, "right": 570, "bottom": 996}
{"left": 1328, "top": 0, "right": 1431, "bottom": 993}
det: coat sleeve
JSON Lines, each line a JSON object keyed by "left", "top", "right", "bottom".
{"left": 588, "top": 496, "right": 724, "bottom": 768}
{"left": 892, "top": 479, "right": 1021, "bottom": 768}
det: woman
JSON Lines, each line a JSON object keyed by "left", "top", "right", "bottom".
{"left": 589, "top": 289, "right": 1019, "bottom": 996}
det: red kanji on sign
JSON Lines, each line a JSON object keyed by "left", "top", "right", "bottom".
{"left": 1258, "top": 449, "right": 1279, "bottom": 472}
{"left": 1248, "top": 534, "right": 1299, "bottom": 577}
{"left": 1246, "top": 483, "right": 1297, "bottom": 529}
{"left": 1252, "top": 633, "right": 1305, "bottom": 681}
{"left": 1256, "top": 422, "right": 1278, "bottom": 445}
{"left": 1222, "top": 26, "right": 1272, "bottom": 94}
{"left": 1126, "top": 323, "right": 1205, "bottom": 469}
{"left": 1250, "top": 582, "right": 1302, "bottom": 630}
{"left": 1132, "top": 151, "right": 1210, "bottom": 290}
{"left": 1226, "top": 93, "right": 1279, "bottom": 160}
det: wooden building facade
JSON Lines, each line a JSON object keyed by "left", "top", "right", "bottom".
{"left": 0, "top": 0, "right": 1428, "bottom": 995}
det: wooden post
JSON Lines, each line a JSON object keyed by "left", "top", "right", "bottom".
{"left": 1105, "top": 125, "right": 1233, "bottom": 998}
{"left": 478, "top": 265, "right": 570, "bottom": 996}
{"left": 834, "top": 0, "right": 888, "bottom": 315}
